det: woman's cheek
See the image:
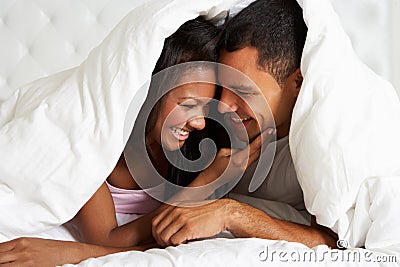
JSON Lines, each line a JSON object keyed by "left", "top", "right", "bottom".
{"left": 164, "top": 107, "right": 191, "bottom": 127}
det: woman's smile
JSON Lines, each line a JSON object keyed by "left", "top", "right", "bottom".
{"left": 170, "top": 126, "right": 190, "bottom": 141}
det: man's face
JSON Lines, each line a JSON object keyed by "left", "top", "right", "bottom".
{"left": 218, "top": 47, "right": 299, "bottom": 141}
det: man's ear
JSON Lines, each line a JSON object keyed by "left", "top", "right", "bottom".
{"left": 292, "top": 68, "right": 303, "bottom": 97}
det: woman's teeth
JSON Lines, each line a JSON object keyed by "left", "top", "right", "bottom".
{"left": 171, "top": 127, "right": 189, "bottom": 136}
{"left": 231, "top": 116, "right": 251, "bottom": 123}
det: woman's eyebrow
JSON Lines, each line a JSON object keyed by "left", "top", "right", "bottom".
{"left": 225, "top": 84, "right": 256, "bottom": 93}
{"left": 178, "top": 97, "right": 210, "bottom": 104}
{"left": 178, "top": 96, "right": 197, "bottom": 101}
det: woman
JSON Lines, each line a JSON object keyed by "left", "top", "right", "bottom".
{"left": 72, "top": 16, "right": 221, "bottom": 248}
{"left": 0, "top": 17, "right": 266, "bottom": 267}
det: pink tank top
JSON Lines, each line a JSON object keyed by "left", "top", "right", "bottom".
{"left": 106, "top": 181, "right": 164, "bottom": 214}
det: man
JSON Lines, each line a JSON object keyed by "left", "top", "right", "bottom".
{"left": 152, "top": 0, "right": 338, "bottom": 248}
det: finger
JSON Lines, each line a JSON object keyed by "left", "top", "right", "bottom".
{"left": 0, "top": 241, "right": 15, "bottom": 253}
{"left": 152, "top": 205, "right": 175, "bottom": 245}
{"left": 255, "top": 128, "right": 276, "bottom": 156}
{"left": 258, "top": 128, "right": 276, "bottom": 152}
{"left": 158, "top": 216, "right": 186, "bottom": 247}
{"left": 246, "top": 128, "right": 276, "bottom": 166}
{"left": 250, "top": 128, "right": 275, "bottom": 153}
{"left": 217, "top": 148, "right": 232, "bottom": 157}
{"left": 152, "top": 207, "right": 182, "bottom": 246}
{"left": 169, "top": 225, "right": 194, "bottom": 246}
{"left": 0, "top": 251, "right": 17, "bottom": 265}
{"left": 152, "top": 204, "right": 173, "bottom": 228}
{"left": 246, "top": 147, "right": 262, "bottom": 168}
{"left": 232, "top": 128, "right": 275, "bottom": 166}
{"left": 231, "top": 144, "right": 251, "bottom": 168}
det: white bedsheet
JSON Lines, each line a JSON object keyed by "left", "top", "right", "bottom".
{"left": 38, "top": 194, "right": 399, "bottom": 266}
{"left": 67, "top": 238, "right": 398, "bottom": 267}
{"left": 1, "top": 0, "right": 399, "bottom": 266}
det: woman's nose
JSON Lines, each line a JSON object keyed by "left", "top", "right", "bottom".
{"left": 188, "top": 116, "right": 206, "bottom": 130}
{"left": 218, "top": 88, "right": 238, "bottom": 114}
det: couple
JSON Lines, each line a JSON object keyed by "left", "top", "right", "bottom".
{"left": 0, "top": 0, "right": 337, "bottom": 266}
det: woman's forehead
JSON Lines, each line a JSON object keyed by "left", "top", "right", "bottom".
{"left": 168, "top": 82, "right": 216, "bottom": 100}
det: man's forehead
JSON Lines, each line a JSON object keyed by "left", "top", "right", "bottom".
{"left": 217, "top": 64, "right": 258, "bottom": 93}
{"left": 218, "top": 47, "right": 259, "bottom": 65}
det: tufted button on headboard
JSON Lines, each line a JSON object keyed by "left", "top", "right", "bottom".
{"left": 0, "top": 0, "right": 399, "bottom": 101}
{"left": 0, "top": 0, "right": 146, "bottom": 100}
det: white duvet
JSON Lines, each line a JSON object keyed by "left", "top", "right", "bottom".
{"left": 290, "top": 0, "right": 400, "bottom": 257}
{"left": 1, "top": 0, "right": 399, "bottom": 266}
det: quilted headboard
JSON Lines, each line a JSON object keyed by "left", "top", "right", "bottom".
{"left": 0, "top": 0, "right": 399, "bottom": 101}
{"left": 0, "top": 0, "right": 147, "bottom": 100}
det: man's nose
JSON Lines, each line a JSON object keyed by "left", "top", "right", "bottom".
{"left": 218, "top": 88, "right": 239, "bottom": 114}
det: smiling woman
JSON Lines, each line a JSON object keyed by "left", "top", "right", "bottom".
{"left": 75, "top": 16, "right": 225, "bottom": 249}
{"left": 0, "top": 16, "right": 227, "bottom": 266}
{"left": 0, "top": 11, "right": 272, "bottom": 265}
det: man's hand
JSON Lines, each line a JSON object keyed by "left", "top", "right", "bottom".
{"left": 153, "top": 197, "right": 338, "bottom": 249}
{"left": 152, "top": 199, "right": 234, "bottom": 247}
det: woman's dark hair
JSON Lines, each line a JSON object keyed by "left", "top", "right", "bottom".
{"left": 153, "top": 17, "right": 220, "bottom": 74}
{"left": 218, "top": 0, "right": 307, "bottom": 85}
{"left": 146, "top": 17, "right": 221, "bottom": 187}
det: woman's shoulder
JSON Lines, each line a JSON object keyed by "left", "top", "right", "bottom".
{"left": 107, "top": 155, "right": 139, "bottom": 190}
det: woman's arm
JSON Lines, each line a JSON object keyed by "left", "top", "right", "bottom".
{"left": 76, "top": 130, "right": 273, "bottom": 246}
{"left": 71, "top": 153, "right": 157, "bottom": 247}
{"left": 0, "top": 237, "right": 157, "bottom": 267}
{"left": 73, "top": 181, "right": 162, "bottom": 247}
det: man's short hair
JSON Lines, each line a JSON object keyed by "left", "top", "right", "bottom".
{"left": 219, "top": 0, "right": 307, "bottom": 85}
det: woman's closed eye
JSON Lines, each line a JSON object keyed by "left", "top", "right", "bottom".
{"left": 236, "top": 90, "right": 253, "bottom": 96}
{"left": 181, "top": 104, "right": 197, "bottom": 109}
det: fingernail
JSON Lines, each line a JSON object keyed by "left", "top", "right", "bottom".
{"left": 267, "top": 128, "right": 275, "bottom": 135}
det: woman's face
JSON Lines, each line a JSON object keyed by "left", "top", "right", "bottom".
{"left": 153, "top": 70, "right": 216, "bottom": 151}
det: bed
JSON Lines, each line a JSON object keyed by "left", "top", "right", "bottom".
{"left": 1, "top": 0, "right": 399, "bottom": 266}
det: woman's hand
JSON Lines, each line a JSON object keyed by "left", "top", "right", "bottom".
{"left": 0, "top": 237, "right": 89, "bottom": 267}
{"left": 204, "top": 128, "right": 275, "bottom": 182}
{"left": 0, "top": 237, "right": 154, "bottom": 267}
{"left": 170, "top": 128, "right": 276, "bottom": 202}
